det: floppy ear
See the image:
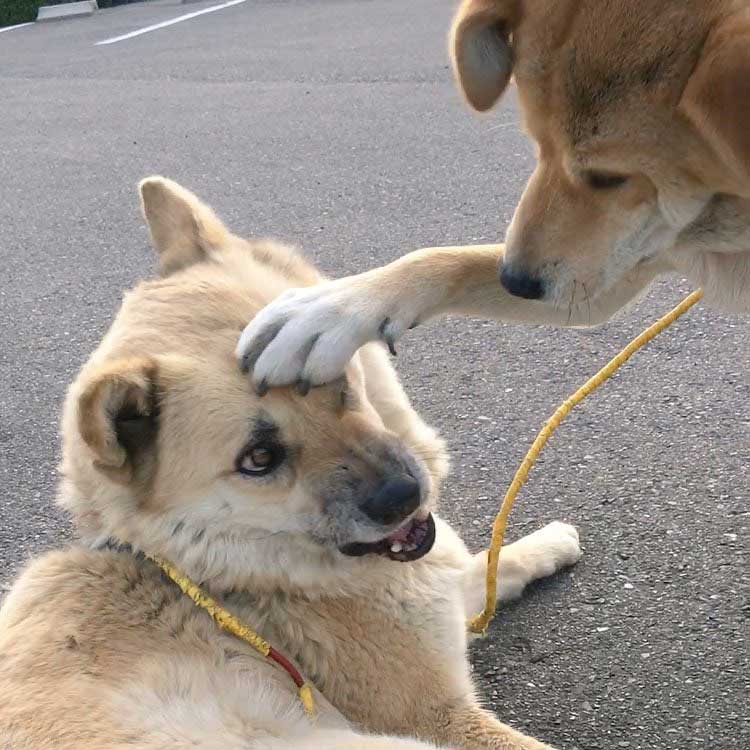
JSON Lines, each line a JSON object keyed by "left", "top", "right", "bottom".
{"left": 680, "top": 18, "right": 750, "bottom": 188}
{"left": 139, "top": 176, "right": 230, "bottom": 275}
{"left": 450, "top": 0, "right": 520, "bottom": 112}
{"left": 77, "top": 357, "right": 160, "bottom": 486}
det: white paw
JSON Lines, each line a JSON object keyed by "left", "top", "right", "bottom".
{"left": 235, "top": 276, "right": 407, "bottom": 390}
{"left": 235, "top": 281, "right": 370, "bottom": 389}
{"left": 517, "top": 521, "right": 582, "bottom": 578}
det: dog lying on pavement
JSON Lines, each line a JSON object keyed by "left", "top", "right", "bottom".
{"left": 0, "top": 177, "right": 581, "bottom": 750}
{"left": 235, "top": 0, "right": 749, "bottom": 390}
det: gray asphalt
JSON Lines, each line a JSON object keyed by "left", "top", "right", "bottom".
{"left": 0, "top": 1, "right": 748, "bottom": 748}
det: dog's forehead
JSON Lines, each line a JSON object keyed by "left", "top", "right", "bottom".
{"left": 517, "top": 0, "right": 707, "bottom": 145}
{"left": 114, "top": 275, "right": 254, "bottom": 353}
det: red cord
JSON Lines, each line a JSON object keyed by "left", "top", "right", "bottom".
{"left": 267, "top": 646, "right": 306, "bottom": 689}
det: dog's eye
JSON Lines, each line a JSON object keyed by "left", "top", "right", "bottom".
{"left": 236, "top": 443, "right": 284, "bottom": 477}
{"left": 584, "top": 171, "right": 629, "bottom": 190}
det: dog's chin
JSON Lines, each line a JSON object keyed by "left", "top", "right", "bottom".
{"left": 338, "top": 513, "right": 436, "bottom": 563}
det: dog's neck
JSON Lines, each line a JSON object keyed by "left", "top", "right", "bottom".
{"left": 668, "top": 194, "right": 750, "bottom": 313}
{"left": 63, "top": 479, "right": 414, "bottom": 603}
{"left": 87, "top": 524, "right": 395, "bottom": 603}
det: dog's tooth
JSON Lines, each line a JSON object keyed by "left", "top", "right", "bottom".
{"left": 390, "top": 542, "right": 403, "bottom": 553}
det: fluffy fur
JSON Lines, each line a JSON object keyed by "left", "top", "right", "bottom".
{"left": 235, "top": 0, "right": 749, "bottom": 389}
{"left": 0, "top": 177, "right": 582, "bottom": 750}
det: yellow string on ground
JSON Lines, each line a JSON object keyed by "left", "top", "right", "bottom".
{"left": 468, "top": 289, "right": 704, "bottom": 635}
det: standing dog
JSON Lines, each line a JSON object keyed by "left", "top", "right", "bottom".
{"left": 0, "top": 177, "right": 582, "bottom": 750}
{"left": 236, "top": 0, "right": 749, "bottom": 389}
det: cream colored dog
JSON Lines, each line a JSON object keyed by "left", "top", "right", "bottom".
{"left": 235, "top": 0, "right": 749, "bottom": 390}
{"left": 0, "top": 177, "right": 582, "bottom": 750}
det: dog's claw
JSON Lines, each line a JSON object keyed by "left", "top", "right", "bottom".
{"left": 256, "top": 378, "right": 269, "bottom": 397}
{"left": 237, "top": 320, "right": 286, "bottom": 377}
{"left": 379, "top": 318, "right": 397, "bottom": 356}
{"left": 296, "top": 378, "right": 311, "bottom": 396}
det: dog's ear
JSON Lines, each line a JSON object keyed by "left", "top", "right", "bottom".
{"left": 680, "top": 17, "right": 750, "bottom": 187}
{"left": 77, "top": 357, "right": 160, "bottom": 486}
{"left": 139, "top": 176, "right": 230, "bottom": 275}
{"left": 450, "top": 0, "right": 520, "bottom": 112}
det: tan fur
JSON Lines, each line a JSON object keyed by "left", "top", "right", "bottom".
{"left": 234, "top": 0, "right": 749, "bottom": 391}
{"left": 0, "top": 178, "right": 582, "bottom": 749}
{"left": 450, "top": 0, "right": 750, "bottom": 312}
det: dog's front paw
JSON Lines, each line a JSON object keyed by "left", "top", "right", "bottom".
{"left": 235, "top": 266, "right": 421, "bottom": 391}
{"left": 236, "top": 275, "right": 397, "bottom": 390}
{"left": 516, "top": 521, "right": 582, "bottom": 579}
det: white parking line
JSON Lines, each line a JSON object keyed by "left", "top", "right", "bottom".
{"left": 0, "top": 22, "right": 34, "bottom": 35}
{"left": 95, "top": 0, "right": 247, "bottom": 46}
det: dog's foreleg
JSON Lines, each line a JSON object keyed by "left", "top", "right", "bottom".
{"left": 425, "top": 704, "right": 555, "bottom": 750}
{"left": 237, "top": 244, "right": 669, "bottom": 389}
{"left": 462, "top": 522, "right": 582, "bottom": 619}
{"left": 263, "top": 729, "right": 441, "bottom": 749}
{"left": 434, "top": 246, "right": 670, "bottom": 326}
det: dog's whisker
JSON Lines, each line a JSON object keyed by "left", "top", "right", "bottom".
{"left": 487, "top": 120, "right": 517, "bottom": 131}
{"left": 567, "top": 280, "right": 576, "bottom": 325}
{"left": 582, "top": 282, "right": 592, "bottom": 325}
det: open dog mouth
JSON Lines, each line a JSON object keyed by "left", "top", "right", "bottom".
{"left": 339, "top": 513, "right": 436, "bottom": 562}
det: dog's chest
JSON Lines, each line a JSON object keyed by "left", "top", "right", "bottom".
{"left": 234, "top": 565, "right": 472, "bottom": 735}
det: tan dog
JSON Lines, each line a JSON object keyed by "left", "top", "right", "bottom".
{"left": 235, "top": 0, "right": 749, "bottom": 389}
{"left": 0, "top": 177, "right": 582, "bottom": 750}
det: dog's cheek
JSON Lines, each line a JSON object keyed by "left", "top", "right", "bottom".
{"left": 315, "top": 474, "right": 369, "bottom": 541}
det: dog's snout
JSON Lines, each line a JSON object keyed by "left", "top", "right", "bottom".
{"left": 499, "top": 265, "right": 545, "bottom": 300}
{"left": 361, "top": 475, "right": 420, "bottom": 525}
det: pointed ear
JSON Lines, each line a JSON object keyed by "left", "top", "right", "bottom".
{"left": 139, "top": 176, "right": 231, "bottom": 275}
{"left": 680, "top": 17, "right": 750, "bottom": 188}
{"left": 77, "top": 357, "right": 160, "bottom": 486}
{"left": 450, "top": 0, "right": 520, "bottom": 112}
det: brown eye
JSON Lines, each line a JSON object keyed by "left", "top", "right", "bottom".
{"left": 236, "top": 443, "right": 284, "bottom": 477}
{"left": 584, "top": 171, "right": 629, "bottom": 190}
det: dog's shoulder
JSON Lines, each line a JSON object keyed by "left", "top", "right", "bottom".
{"left": 0, "top": 547, "right": 160, "bottom": 634}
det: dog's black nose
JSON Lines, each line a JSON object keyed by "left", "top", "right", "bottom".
{"left": 361, "top": 475, "right": 421, "bottom": 525}
{"left": 499, "top": 265, "right": 545, "bottom": 300}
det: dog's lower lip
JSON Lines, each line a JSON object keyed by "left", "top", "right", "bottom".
{"left": 339, "top": 513, "right": 436, "bottom": 563}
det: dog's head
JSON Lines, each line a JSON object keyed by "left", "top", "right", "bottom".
{"left": 59, "top": 178, "right": 445, "bottom": 594}
{"left": 451, "top": 0, "right": 750, "bottom": 305}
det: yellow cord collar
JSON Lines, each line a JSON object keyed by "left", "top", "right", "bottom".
{"left": 147, "top": 554, "right": 316, "bottom": 718}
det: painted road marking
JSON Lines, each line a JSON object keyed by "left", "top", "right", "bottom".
{"left": 96, "top": 0, "right": 247, "bottom": 46}
{"left": 0, "top": 22, "right": 34, "bottom": 35}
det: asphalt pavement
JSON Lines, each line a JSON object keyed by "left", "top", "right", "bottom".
{"left": 0, "top": 1, "right": 748, "bottom": 748}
